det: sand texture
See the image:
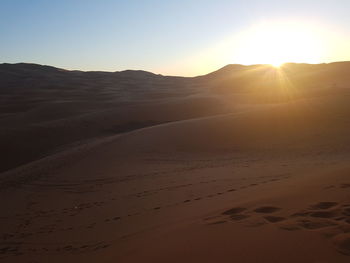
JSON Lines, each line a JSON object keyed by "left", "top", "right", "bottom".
{"left": 1, "top": 62, "right": 350, "bottom": 262}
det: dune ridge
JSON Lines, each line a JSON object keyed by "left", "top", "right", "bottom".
{"left": 1, "top": 62, "right": 350, "bottom": 262}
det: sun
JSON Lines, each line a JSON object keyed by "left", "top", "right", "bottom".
{"left": 270, "top": 61, "right": 284, "bottom": 68}
{"left": 230, "top": 21, "right": 324, "bottom": 66}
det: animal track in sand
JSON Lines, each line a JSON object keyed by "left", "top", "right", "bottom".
{"left": 1, "top": 173, "right": 293, "bottom": 259}
{"left": 133, "top": 174, "right": 290, "bottom": 210}
{"left": 0, "top": 241, "right": 111, "bottom": 259}
{"left": 134, "top": 183, "right": 193, "bottom": 197}
{"left": 5, "top": 176, "right": 291, "bottom": 252}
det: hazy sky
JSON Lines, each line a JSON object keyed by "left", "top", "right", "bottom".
{"left": 1, "top": 0, "right": 350, "bottom": 76}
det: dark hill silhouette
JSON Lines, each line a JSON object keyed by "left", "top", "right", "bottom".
{"left": 0, "top": 62, "right": 350, "bottom": 172}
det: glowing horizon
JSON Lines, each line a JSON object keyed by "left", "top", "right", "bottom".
{"left": 164, "top": 18, "right": 350, "bottom": 76}
{"left": 1, "top": 1, "right": 350, "bottom": 76}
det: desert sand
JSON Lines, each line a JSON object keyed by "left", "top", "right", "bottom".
{"left": 1, "top": 62, "right": 350, "bottom": 262}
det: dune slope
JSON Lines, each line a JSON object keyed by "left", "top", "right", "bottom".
{"left": 1, "top": 88, "right": 350, "bottom": 262}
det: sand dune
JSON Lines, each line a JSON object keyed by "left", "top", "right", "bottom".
{"left": 1, "top": 62, "right": 350, "bottom": 262}
{"left": 1, "top": 62, "right": 350, "bottom": 172}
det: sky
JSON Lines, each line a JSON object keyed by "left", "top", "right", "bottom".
{"left": 1, "top": 0, "right": 350, "bottom": 76}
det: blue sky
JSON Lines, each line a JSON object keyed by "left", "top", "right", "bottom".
{"left": 1, "top": 0, "right": 350, "bottom": 75}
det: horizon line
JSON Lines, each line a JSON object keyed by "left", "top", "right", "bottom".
{"left": 1, "top": 60, "right": 350, "bottom": 78}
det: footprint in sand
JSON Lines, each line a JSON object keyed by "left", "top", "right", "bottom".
{"left": 264, "top": 216, "right": 286, "bottom": 223}
{"left": 254, "top": 206, "right": 281, "bottom": 214}
{"left": 231, "top": 214, "right": 250, "bottom": 221}
{"left": 309, "top": 211, "right": 338, "bottom": 219}
{"left": 332, "top": 233, "right": 350, "bottom": 255}
{"left": 309, "top": 202, "right": 338, "bottom": 210}
{"left": 212, "top": 197, "right": 350, "bottom": 254}
{"left": 217, "top": 206, "right": 283, "bottom": 224}
{"left": 210, "top": 198, "right": 350, "bottom": 258}
{"left": 342, "top": 208, "right": 350, "bottom": 216}
{"left": 296, "top": 219, "right": 337, "bottom": 230}
{"left": 278, "top": 200, "right": 350, "bottom": 246}
{"left": 221, "top": 207, "right": 250, "bottom": 221}
{"left": 208, "top": 220, "right": 227, "bottom": 225}
{"left": 222, "top": 207, "right": 247, "bottom": 215}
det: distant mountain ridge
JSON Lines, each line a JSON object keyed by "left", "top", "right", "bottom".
{"left": 2, "top": 61, "right": 350, "bottom": 83}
